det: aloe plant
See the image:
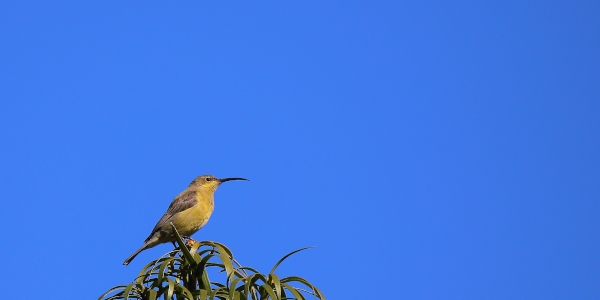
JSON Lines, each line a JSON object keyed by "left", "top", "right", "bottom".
{"left": 100, "top": 224, "right": 325, "bottom": 300}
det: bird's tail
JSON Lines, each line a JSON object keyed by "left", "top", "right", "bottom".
{"left": 123, "top": 244, "right": 148, "bottom": 266}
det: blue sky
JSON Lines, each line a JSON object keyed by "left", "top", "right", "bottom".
{"left": 0, "top": 1, "right": 598, "bottom": 299}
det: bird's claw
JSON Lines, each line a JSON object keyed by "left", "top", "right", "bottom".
{"left": 171, "top": 236, "right": 195, "bottom": 249}
{"left": 185, "top": 237, "right": 198, "bottom": 247}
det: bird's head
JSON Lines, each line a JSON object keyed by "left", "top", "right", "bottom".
{"left": 190, "top": 175, "right": 248, "bottom": 192}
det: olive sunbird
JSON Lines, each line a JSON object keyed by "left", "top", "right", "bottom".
{"left": 123, "top": 175, "right": 247, "bottom": 265}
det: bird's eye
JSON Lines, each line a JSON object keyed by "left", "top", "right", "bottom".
{"left": 206, "top": 177, "right": 212, "bottom": 181}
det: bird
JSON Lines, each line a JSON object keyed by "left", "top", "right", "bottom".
{"left": 123, "top": 175, "right": 248, "bottom": 265}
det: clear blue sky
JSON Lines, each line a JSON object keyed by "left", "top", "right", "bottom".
{"left": 1, "top": 1, "right": 598, "bottom": 299}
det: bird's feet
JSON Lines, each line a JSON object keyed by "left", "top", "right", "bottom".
{"left": 185, "top": 237, "right": 198, "bottom": 247}
{"left": 171, "top": 236, "right": 196, "bottom": 248}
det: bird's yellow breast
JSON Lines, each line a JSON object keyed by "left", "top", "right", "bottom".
{"left": 170, "top": 193, "right": 214, "bottom": 236}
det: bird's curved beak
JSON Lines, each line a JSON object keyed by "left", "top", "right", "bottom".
{"left": 218, "top": 177, "right": 249, "bottom": 183}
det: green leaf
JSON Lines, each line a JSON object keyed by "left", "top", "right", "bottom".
{"left": 244, "top": 273, "right": 267, "bottom": 300}
{"left": 281, "top": 277, "right": 325, "bottom": 300}
{"left": 122, "top": 283, "right": 135, "bottom": 300}
{"left": 280, "top": 283, "right": 305, "bottom": 300}
{"left": 228, "top": 277, "right": 243, "bottom": 300}
{"left": 259, "top": 284, "right": 278, "bottom": 300}
{"left": 156, "top": 257, "right": 177, "bottom": 287}
{"left": 199, "top": 289, "right": 209, "bottom": 300}
{"left": 146, "top": 289, "right": 157, "bottom": 300}
{"left": 174, "top": 283, "right": 194, "bottom": 299}
{"left": 165, "top": 278, "right": 175, "bottom": 299}
{"left": 100, "top": 242, "right": 324, "bottom": 300}
{"left": 269, "top": 247, "right": 314, "bottom": 275}
{"left": 98, "top": 285, "right": 126, "bottom": 300}
{"left": 269, "top": 273, "right": 282, "bottom": 299}
{"left": 170, "top": 222, "right": 198, "bottom": 266}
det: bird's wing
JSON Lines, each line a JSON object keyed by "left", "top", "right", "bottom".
{"left": 145, "top": 190, "right": 197, "bottom": 241}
